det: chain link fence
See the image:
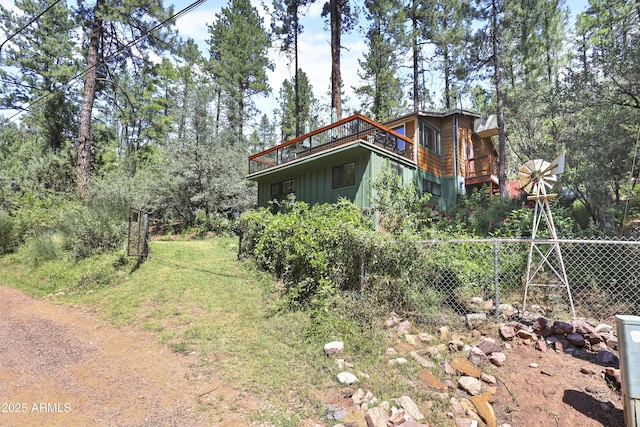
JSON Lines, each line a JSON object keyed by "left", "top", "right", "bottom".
{"left": 409, "top": 237, "right": 640, "bottom": 324}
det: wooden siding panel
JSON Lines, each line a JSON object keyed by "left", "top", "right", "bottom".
{"left": 417, "top": 147, "right": 443, "bottom": 177}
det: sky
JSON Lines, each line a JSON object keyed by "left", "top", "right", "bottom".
{"left": 169, "top": 0, "right": 592, "bottom": 129}
{"left": 0, "top": 0, "right": 593, "bottom": 128}
{"left": 170, "top": 0, "right": 367, "bottom": 127}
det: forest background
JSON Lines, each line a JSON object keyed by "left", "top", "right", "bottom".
{"left": 1, "top": 0, "right": 640, "bottom": 260}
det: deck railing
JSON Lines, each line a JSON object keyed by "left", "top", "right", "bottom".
{"left": 248, "top": 113, "right": 415, "bottom": 175}
{"left": 466, "top": 154, "right": 498, "bottom": 180}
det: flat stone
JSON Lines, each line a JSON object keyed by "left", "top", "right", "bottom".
{"left": 555, "top": 339, "right": 569, "bottom": 353}
{"left": 337, "top": 372, "right": 358, "bottom": 385}
{"left": 450, "top": 396, "right": 466, "bottom": 416}
{"left": 326, "top": 403, "right": 348, "bottom": 421}
{"left": 466, "top": 313, "right": 487, "bottom": 329}
{"left": 470, "top": 392, "right": 497, "bottom": 427}
{"left": 489, "top": 352, "right": 507, "bottom": 367}
{"left": 324, "top": 341, "right": 344, "bottom": 356}
{"left": 516, "top": 329, "right": 535, "bottom": 340}
{"left": 459, "top": 376, "right": 483, "bottom": 396}
{"left": 573, "top": 320, "right": 596, "bottom": 335}
{"left": 480, "top": 373, "right": 496, "bottom": 385}
{"left": 468, "top": 347, "right": 488, "bottom": 366}
{"left": 535, "top": 339, "right": 547, "bottom": 352}
{"left": 389, "top": 357, "right": 408, "bottom": 366}
{"left": 532, "top": 317, "right": 548, "bottom": 332}
{"left": 460, "top": 398, "right": 483, "bottom": 423}
{"left": 566, "top": 333, "right": 586, "bottom": 347}
{"left": 420, "top": 368, "right": 448, "bottom": 391}
{"left": 552, "top": 321, "right": 574, "bottom": 335}
{"left": 396, "top": 395, "right": 426, "bottom": 421}
{"left": 352, "top": 388, "right": 365, "bottom": 406}
{"left": 443, "top": 361, "right": 457, "bottom": 375}
{"left": 595, "top": 349, "right": 619, "bottom": 367}
{"left": 594, "top": 323, "right": 614, "bottom": 333}
{"left": 406, "top": 334, "right": 421, "bottom": 347}
{"left": 451, "top": 358, "right": 482, "bottom": 378}
{"left": 477, "top": 340, "right": 502, "bottom": 356}
{"left": 411, "top": 351, "right": 435, "bottom": 368}
{"left": 389, "top": 408, "right": 408, "bottom": 425}
{"left": 365, "top": 407, "right": 389, "bottom": 427}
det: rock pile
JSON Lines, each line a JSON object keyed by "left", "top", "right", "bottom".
{"left": 324, "top": 313, "right": 514, "bottom": 427}
{"left": 498, "top": 316, "right": 621, "bottom": 387}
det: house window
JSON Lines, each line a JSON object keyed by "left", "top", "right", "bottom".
{"left": 332, "top": 162, "right": 356, "bottom": 189}
{"left": 422, "top": 179, "right": 441, "bottom": 196}
{"left": 270, "top": 179, "right": 294, "bottom": 198}
{"left": 420, "top": 122, "right": 441, "bottom": 154}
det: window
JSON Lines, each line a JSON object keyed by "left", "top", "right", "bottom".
{"left": 391, "top": 163, "right": 402, "bottom": 176}
{"left": 270, "top": 179, "right": 294, "bottom": 198}
{"left": 332, "top": 162, "right": 356, "bottom": 189}
{"left": 420, "top": 122, "right": 441, "bottom": 154}
{"left": 422, "top": 179, "right": 441, "bottom": 196}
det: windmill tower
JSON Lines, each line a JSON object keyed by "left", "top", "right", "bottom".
{"left": 518, "top": 153, "right": 576, "bottom": 320}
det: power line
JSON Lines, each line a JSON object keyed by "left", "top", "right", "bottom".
{"left": 3, "top": 0, "right": 207, "bottom": 123}
{"left": 0, "top": 0, "right": 65, "bottom": 54}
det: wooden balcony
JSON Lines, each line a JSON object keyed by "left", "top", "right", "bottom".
{"left": 248, "top": 113, "right": 415, "bottom": 175}
{"left": 465, "top": 154, "right": 499, "bottom": 186}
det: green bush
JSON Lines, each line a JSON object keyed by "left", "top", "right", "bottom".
{"left": 23, "top": 233, "right": 63, "bottom": 266}
{"left": 58, "top": 196, "right": 127, "bottom": 260}
{"left": 0, "top": 212, "right": 17, "bottom": 255}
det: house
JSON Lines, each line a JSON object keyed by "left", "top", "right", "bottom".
{"left": 246, "top": 110, "right": 499, "bottom": 211}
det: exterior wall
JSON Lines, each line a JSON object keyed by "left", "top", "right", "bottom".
{"left": 255, "top": 149, "right": 374, "bottom": 208}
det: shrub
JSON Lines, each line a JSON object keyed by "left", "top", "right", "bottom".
{"left": 0, "top": 211, "right": 17, "bottom": 255}
{"left": 23, "top": 233, "right": 63, "bottom": 266}
{"left": 58, "top": 195, "right": 128, "bottom": 260}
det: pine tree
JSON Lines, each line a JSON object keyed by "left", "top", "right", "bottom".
{"left": 0, "top": 0, "right": 79, "bottom": 153}
{"left": 208, "top": 0, "right": 272, "bottom": 144}
{"left": 278, "top": 69, "right": 320, "bottom": 141}
{"left": 355, "top": 0, "right": 407, "bottom": 121}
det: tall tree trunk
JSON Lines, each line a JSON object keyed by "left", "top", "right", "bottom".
{"left": 294, "top": 17, "right": 300, "bottom": 137}
{"left": 443, "top": 18, "right": 451, "bottom": 110}
{"left": 492, "top": 0, "right": 508, "bottom": 200}
{"left": 330, "top": 0, "right": 341, "bottom": 121}
{"left": 411, "top": 0, "right": 419, "bottom": 112}
{"left": 77, "top": 0, "right": 103, "bottom": 200}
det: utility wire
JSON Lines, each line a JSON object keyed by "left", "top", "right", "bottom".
{"left": 3, "top": 0, "right": 207, "bottom": 123}
{"left": 0, "top": 0, "right": 65, "bottom": 54}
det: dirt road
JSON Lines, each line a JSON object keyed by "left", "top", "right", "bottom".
{"left": 0, "top": 286, "right": 252, "bottom": 427}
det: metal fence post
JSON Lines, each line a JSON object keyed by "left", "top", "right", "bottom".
{"left": 493, "top": 238, "right": 500, "bottom": 321}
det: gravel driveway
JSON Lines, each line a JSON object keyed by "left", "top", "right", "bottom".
{"left": 0, "top": 286, "right": 213, "bottom": 427}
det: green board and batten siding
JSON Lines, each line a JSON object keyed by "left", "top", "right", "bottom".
{"left": 253, "top": 143, "right": 416, "bottom": 208}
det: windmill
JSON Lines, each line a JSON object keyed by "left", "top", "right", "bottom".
{"left": 518, "top": 153, "right": 576, "bottom": 319}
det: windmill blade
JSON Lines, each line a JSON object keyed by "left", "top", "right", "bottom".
{"left": 544, "top": 174, "right": 558, "bottom": 183}
{"left": 549, "top": 152, "right": 566, "bottom": 175}
{"left": 524, "top": 181, "right": 535, "bottom": 193}
{"left": 517, "top": 171, "right": 531, "bottom": 189}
